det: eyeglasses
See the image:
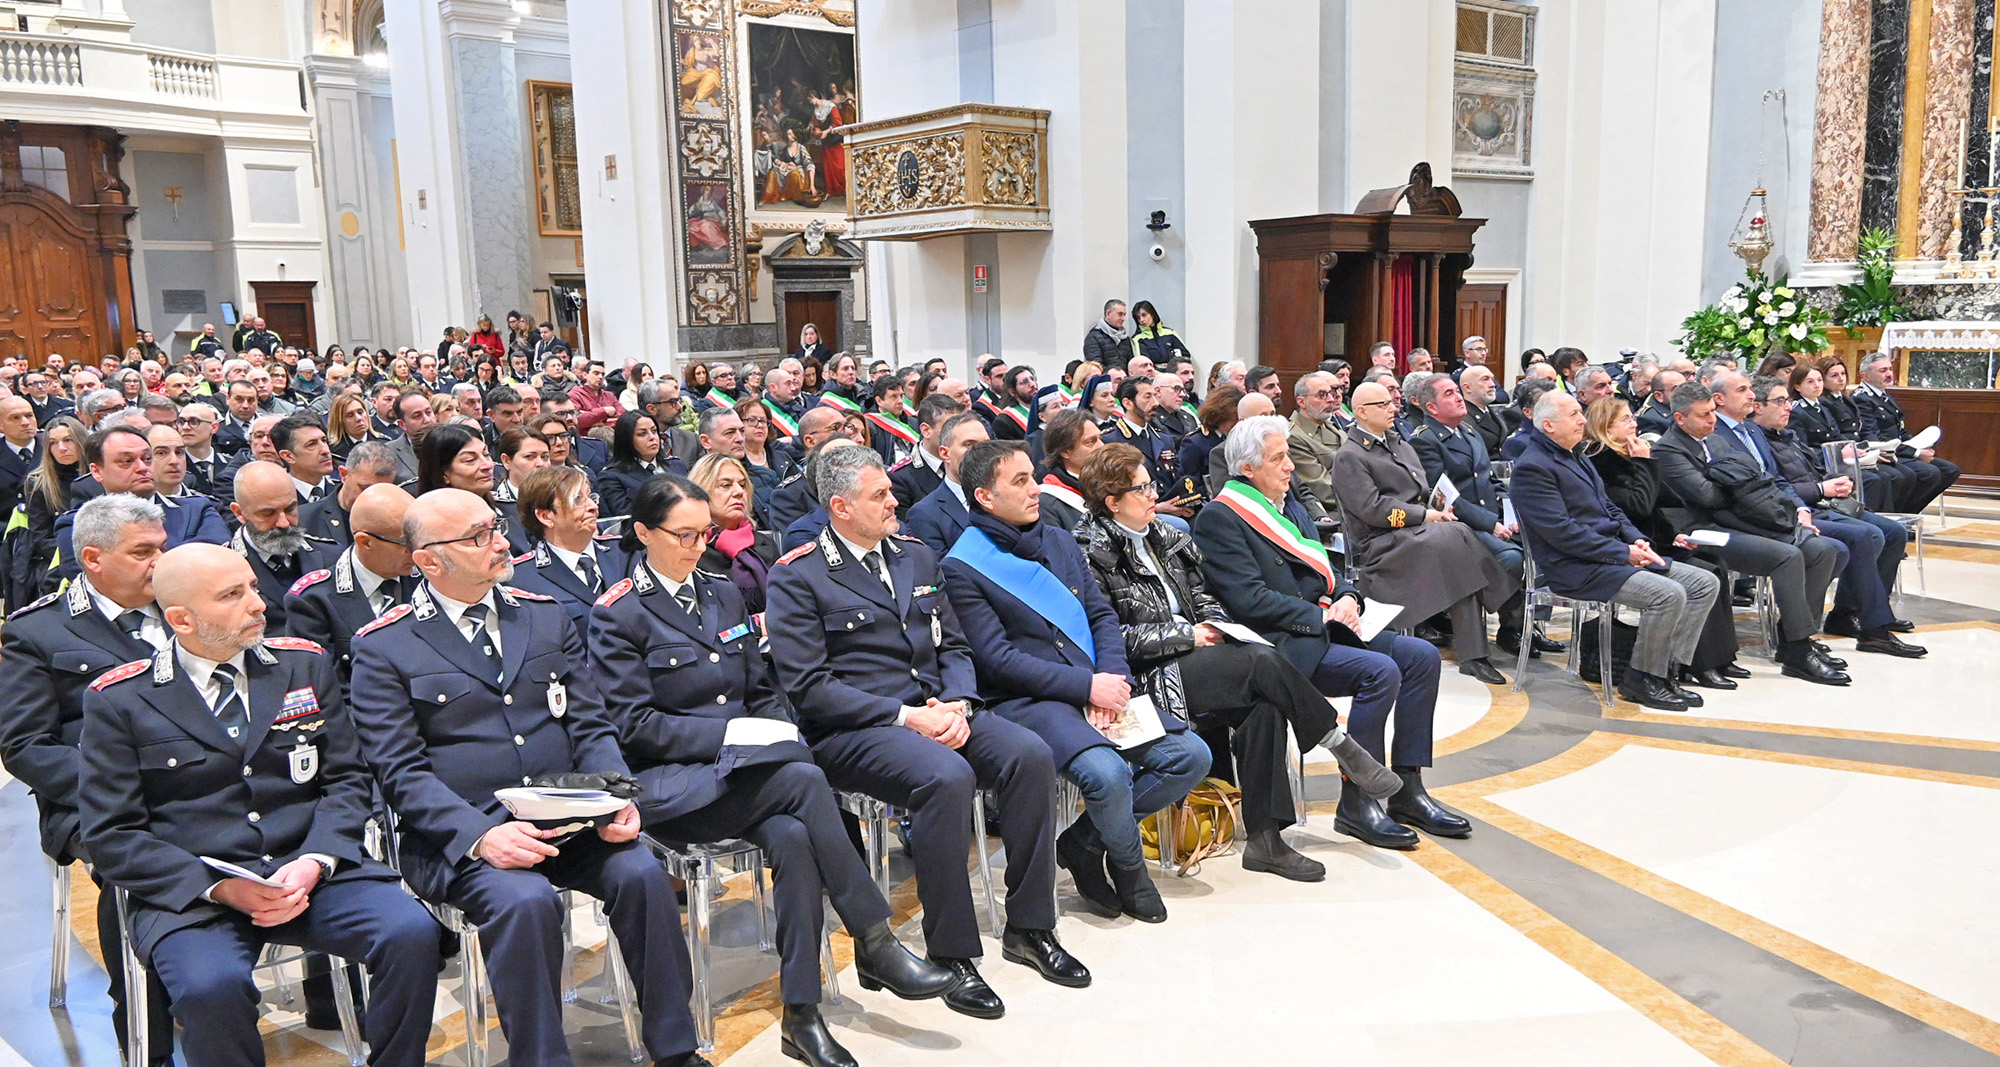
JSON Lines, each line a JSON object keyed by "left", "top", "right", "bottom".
{"left": 420, "top": 515, "right": 508, "bottom": 550}
{"left": 1305, "top": 389, "right": 1335, "bottom": 400}
{"left": 653, "top": 526, "right": 707, "bottom": 548}
{"left": 175, "top": 417, "right": 216, "bottom": 427}
{"left": 360, "top": 531, "right": 407, "bottom": 547}
{"left": 1114, "top": 482, "right": 1160, "bottom": 499}
{"left": 1355, "top": 399, "right": 1393, "bottom": 409}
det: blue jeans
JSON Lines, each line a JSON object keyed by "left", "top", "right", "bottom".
{"left": 1062, "top": 733, "right": 1212, "bottom": 869}
{"left": 1816, "top": 510, "right": 1906, "bottom": 630}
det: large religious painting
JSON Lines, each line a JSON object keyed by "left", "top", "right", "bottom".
{"left": 743, "top": 22, "right": 857, "bottom": 211}
{"left": 683, "top": 181, "right": 734, "bottom": 266}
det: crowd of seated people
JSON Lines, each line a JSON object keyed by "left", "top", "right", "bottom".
{"left": 0, "top": 327, "right": 1951, "bottom": 1067}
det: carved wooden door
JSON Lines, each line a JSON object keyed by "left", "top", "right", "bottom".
{"left": 0, "top": 202, "right": 99, "bottom": 363}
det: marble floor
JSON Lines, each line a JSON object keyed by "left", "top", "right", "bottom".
{"left": 7, "top": 543, "right": 2000, "bottom": 1066}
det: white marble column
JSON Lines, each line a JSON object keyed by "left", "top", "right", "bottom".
{"left": 568, "top": 0, "right": 681, "bottom": 371}
{"left": 306, "top": 54, "right": 401, "bottom": 351}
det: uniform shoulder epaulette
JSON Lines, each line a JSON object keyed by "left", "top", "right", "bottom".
{"left": 694, "top": 567, "right": 727, "bottom": 581}
{"left": 289, "top": 569, "right": 332, "bottom": 596}
{"left": 592, "top": 531, "right": 622, "bottom": 543}
{"left": 89, "top": 659, "right": 151, "bottom": 691}
{"left": 595, "top": 578, "right": 633, "bottom": 607}
{"left": 776, "top": 541, "right": 818, "bottom": 565}
{"left": 263, "top": 636, "right": 326, "bottom": 654}
{"left": 304, "top": 533, "right": 338, "bottom": 545}
{"left": 893, "top": 534, "right": 924, "bottom": 544}
{"left": 8, "top": 590, "right": 61, "bottom": 620}
{"left": 778, "top": 471, "right": 804, "bottom": 487}
{"left": 356, "top": 603, "right": 413, "bottom": 637}
{"left": 888, "top": 457, "right": 913, "bottom": 471}
{"left": 511, "top": 551, "right": 534, "bottom": 565}
{"left": 503, "top": 586, "right": 554, "bottom": 602}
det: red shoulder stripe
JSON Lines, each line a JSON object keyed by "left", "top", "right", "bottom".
{"left": 288, "top": 569, "right": 332, "bottom": 597}
{"left": 263, "top": 636, "right": 325, "bottom": 654}
{"left": 595, "top": 578, "right": 634, "bottom": 607}
{"left": 88, "top": 660, "right": 150, "bottom": 691}
{"left": 356, "top": 603, "right": 413, "bottom": 638}
{"left": 504, "top": 586, "right": 555, "bottom": 602}
{"left": 777, "top": 542, "right": 818, "bottom": 565}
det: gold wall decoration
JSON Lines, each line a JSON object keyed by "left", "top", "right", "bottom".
{"left": 842, "top": 104, "right": 1050, "bottom": 240}
{"left": 528, "top": 80, "right": 582, "bottom": 236}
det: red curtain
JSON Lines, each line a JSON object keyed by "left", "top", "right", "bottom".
{"left": 1391, "top": 255, "right": 1415, "bottom": 370}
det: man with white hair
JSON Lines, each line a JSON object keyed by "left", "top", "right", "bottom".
{"left": 77, "top": 387, "right": 127, "bottom": 430}
{"left": 227, "top": 460, "right": 340, "bottom": 634}
{"left": 1192, "top": 414, "right": 1462, "bottom": 851}
{"left": 1511, "top": 391, "right": 1721, "bottom": 709}
{"left": 1458, "top": 335, "right": 1490, "bottom": 372}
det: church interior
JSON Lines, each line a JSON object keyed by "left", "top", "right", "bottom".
{"left": 3, "top": 1, "right": 2000, "bottom": 1065}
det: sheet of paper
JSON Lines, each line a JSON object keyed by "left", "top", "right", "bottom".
{"left": 1429, "top": 474, "right": 1460, "bottom": 512}
{"left": 1687, "top": 529, "right": 1732, "bottom": 547}
{"left": 1907, "top": 424, "right": 1941, "bottom": 451}
{"left": 1501, "top": 497, "right": 1518, "bottom": 530}
{"left": 202, "top": 856, "right": 287, "bottom": 888}
{"left": 724, "top": 717, "right": 802, "bottom": 747}
{"left": 1358, "top": 600, "right": 1405, "bottom": 642}
{"left": 1099, "top": 694, "right": 1168, "bottom": 750}
{"left": 1209, "top": 621, "right": 1272, "bottom": 647}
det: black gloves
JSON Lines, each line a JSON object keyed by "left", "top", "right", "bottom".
{"left": 528, "top": 771, "right": 645, "bottom": 800}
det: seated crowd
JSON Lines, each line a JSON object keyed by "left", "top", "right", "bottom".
{"left": 0, "top": 321, "right": 1948, "bottom": 1067}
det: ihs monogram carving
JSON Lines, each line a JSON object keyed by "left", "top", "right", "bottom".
{"left": 851, "top": 134, "right": 966, "bottom": 216}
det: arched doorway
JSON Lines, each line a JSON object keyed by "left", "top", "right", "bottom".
{"left": 0, "top": 124, "right": 137, "bottom": 362}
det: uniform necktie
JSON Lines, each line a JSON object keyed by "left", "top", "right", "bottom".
{"left": 269, "top": 553, "right": 301, "bottom": 582}
{"left": 374, "top": 584, "right": 400, "bottom": 616}
{"left": 578, "top": 553, "right": 601, "bottom": 594}
{"left": 674, "top": 584, "right": 698, "bottom": 618}
{"left": 209, "top": 662, "right": 247, "bottom": 731}
{"left": 863, "top": 550, "right": 892, "bottom": 595}
{"left": 462, "top": 602, "right": 503, "bottom": 681}
{"left": 115, "top": 609, "right": 147, "bottom": 642}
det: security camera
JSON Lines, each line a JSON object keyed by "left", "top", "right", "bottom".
{"left": 1149, "top": 242, "right": 1166, "bottom": 262}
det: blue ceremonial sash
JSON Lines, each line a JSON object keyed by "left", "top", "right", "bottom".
{"left": 946, "top": 526, "right": 1096, "bottom": 665}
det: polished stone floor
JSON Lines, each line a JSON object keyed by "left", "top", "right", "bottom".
{"left": 7, "top": 539, "right": 2000, "bottom": 1066}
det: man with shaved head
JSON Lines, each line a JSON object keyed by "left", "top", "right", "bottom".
{"left": 287, "top": 483, "right": 418, "bottom": 691}
{"left": 228, "top": 461, "right": 339, "bottom": 634}
{"left": 80, "top": 542, "right": 442, "bottom": 1067}
{"left": 0, "top": 393, "right": 40, "bottom": 521}
{"left": 350, "top": 489, "right": 706, "bottom": 1067}
{"left": 768, "top": 405, "right": 852, "bottom": 530}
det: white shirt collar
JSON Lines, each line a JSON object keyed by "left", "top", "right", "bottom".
{"left": 547, "top": 541, "right": 597, "bottom": 580}
{"left": 833, "top": 528, "right": 885, "bottom": 568}
{"left": 83, "top": 577, "right": 167, "bottom": 649}
{"left": 427, "top": 585, "right": 498, "bottom": 635}
{"left": 944, "top": 476, "right": 966, "bottom": 506}
{"left": 646, "top": 562, "right": 694, "bottom": 601}
{"left": 920, "top": 446, "right": 943, "bottom": 473}
{"left": 176, "top": 643, "right": 247, "bottom": 702}
{"left": 349, "top": 551, "right": 392, "bottom": 600}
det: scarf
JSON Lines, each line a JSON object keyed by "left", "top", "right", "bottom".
{"left": 1093, "top": 317, "right": 1131, "bottom": 345}
{"left": 967, "top": 501, "right": 1051, "bottom": 561}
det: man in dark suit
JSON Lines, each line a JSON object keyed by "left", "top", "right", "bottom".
{"left": 768, "top": 447, "right": 1081, "bottom": 1020}
{"left": 22, "top": 370, "right": 74, "bottom": 426}
{"left": 768, "top": 407, "right": 850, "bottom": 532}
{"left": 1407, "top": 374, "right": 1545, "bottom": 659}
{"left": 383, "top": 392, "right": 437, "bottom": 485}
{"left": 1851, "top": 351, "right": 1960, "bottom": 511}
{"left": 1651, "top": 380, "right": 1848, "bottom": 685}
{"left": 213, "top": 381, "right": 262, "bottom": 458}
{"left": 940, "top": 441, "right": 1207, "bottom": 925}
{"left": 78, "top": 542, "right": 441, "bottom": 1067}
{"left": 176, "top": 401, "right": 228, "bottom": 498}
{"left": 1458, "top": 366, "right": 1510, "bottom": 457}
{"left": 0, "top": 395, "right": 40, "bottom": 521}
{"left": 349, "top": 489, "right": 707, "bottom": 1067}
{"left": 1509, "top": 392, "right": 1721, "bottom": 709}
{"left": 634, "top": 379, "right": 702, "bottom": 467}
{"left": 1634, "top": 369, "right": 1684, "bottom": 437}
{"left": 286, "top": 484, "right": 417, "bottom": 692}
{"left": 226, "top": 461, "right": 340, "bottom": 635}
{"left": 905, "top": 412, "right": 989, "bottom": 556}
{"left": 0, "top": 496, "right": 176, "bottom": 1061}
{"left": 55, "top": 426, "right": 231, "bottom": 582}
{"left": 301, "top": 440, "right": 399, "bottom": 546}
{"left": 1191, "top": 415, "right": 1465, "bottom": 851}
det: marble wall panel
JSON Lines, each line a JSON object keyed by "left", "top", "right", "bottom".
{"left": 1811, "top": 0, "right": 1877, "bottom": 261}
{"left": 451, "top": 36, "right": 536, "bottom": 322}
{"left": 1860, "top": 0, "right": 1912, "bottom": 240}
{"left": 1918, "top": 0, "right": 1978, "bottom": 258}
{"left": 1958, "top": 0, "right": 1995, "bottom": 257}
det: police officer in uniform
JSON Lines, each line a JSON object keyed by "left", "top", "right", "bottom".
{"left": 768, "top": 447, "right": 1084, "bottom": 1022}
{"left": 349, "top": 488, "right": 708, "bottom": 1067}
{"left": 507, "top": 464, "right": 633, "bottom": 628}
{"left": 78, "top": 543, "right": 441, "bottom": 1067}
{"left": 591, "top": 474, "right": 953, "bottom": 1067}
{"left": 286, "top": 484, "right": 417, "bottom": 694}
{"left": 0, "top": 496, "right": 175, "bottom": 1062}
{"left": 228, "top": 461, "right": 340, "bottom": 634}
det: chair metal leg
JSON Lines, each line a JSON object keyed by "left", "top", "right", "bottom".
{"left": 50, "top": 860, "right": 70, "bottom": 1009}
{"left": 114, "top": 889, "right": 150, "bottom": 1067}
{"left": 559, "top": 894, "right": 579, "bottom": 1003}
{"left": 327, "top": 955, "right": 367, "bottom": 1066}
{"left": 1566, "top": 602, "right": 1585, "bottom": 676}
{"left": 1510, "top": 594, "right": 1534, "bottom": 693}
{"left": 600, "top": 926, "right": 645, "bottom": 1064}
{"left": 818, "top": 899, "right": 841, "bottom": 1003}
{"left": 1285, "top": 733, "right": 1306, "bottom": 826}
{"left": 861, "top": 800, "right": 890, "bottom": 895}
{"left": 969, "top": 790, "right": 1001, "bottom": 932}
{"left": 1756, "top": 577, "right": 1781, "bottom": 658}
{"left": 459, "top": 920, "right": 490, "bottom": 1067}
{"left": 1912, "top": 518, "right": 1926, "bottom": 593}
{"left": 1156, "top": 801, "right": 1179, "bottom": 873}
{"left": 749, "top": 856, "right": 773, "bottom": 953}
{"left": 1595, "top": 603, "right": 1617, "bottom": 707}
{"left": 689, "top": 856, "right": 717, "bottom": 1054}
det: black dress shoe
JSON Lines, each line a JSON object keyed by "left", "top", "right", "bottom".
{"left": 1822, "top": 610, "right": 1861, "bottom": 638}
{"left": 1856, "top": 630, "right": 1927, "bottom": 657}
{"left": 1413, "top": 622, "right": 1451, "bottom": 648}
{"left": 1385, "top": 769, "right": 1472, "bottom": 838}
{"left": 780, "top": 1004, "right": 856, "bottom": 1067}
{"left": 1719, "top": 661, "right": 1752, "bottom": 679}
{"left": 1333, "top": 779, "right": 1419, "bottom": 850}
{"left": 1494, "top": 628, "right": 1525, "bottom": 658}
{"left": 1242, "top": 828, "right": 1325, "bottom": 882}
{"left": 1812, "top": 648, "right": 1848, "bottom": 670}
{"left": 1616, "top": 671, "right": 1687, "bottom": 711}
{"left": 1055, "top": 821, "right": 1120, "bottom": 918}
{"left": 1732, "top": 592, "right": 1754, "bottom": 607}
{"left": 1531, "top": 631, "right": 1568, "bottom": 655}
{"left": 852, "top": 922, "right": 955, "bottom": 1000}
{"left": 1458, "top": 657, "right": 1506, "bottom": 685}
{"left": 1690, "top": 667, "right": 1736, "bottom": 690}
{"left": 928, "top": 957, "right": 1004, "bottom": 1019}
{"left": 1001, "top": 926, "right": 1091, "bottom": 987}
{"left": 1888, "top": 618, "right": 1916, "bottom": 633}
{"left": 657, "top": 1055, "right": 715, "bottom": 1067}
{"left": 1107, "top": 861, "right": 1167, "bottom": 923}
{"left": 1780, "top": 646, "right": 1851, "bottom": 686}
{"left": 1666, "top": 669, "right": 1704, "bottom": 707}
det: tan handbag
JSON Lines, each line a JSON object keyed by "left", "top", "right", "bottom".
{"left": 1140, "top": 777, "right": 1242, "bottom": 877}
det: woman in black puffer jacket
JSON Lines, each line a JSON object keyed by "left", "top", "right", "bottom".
{"left": 1072, "top": 443, "right": 1398, "bottom": 883}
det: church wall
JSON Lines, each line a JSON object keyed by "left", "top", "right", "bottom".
{"left": 513, "top": 46, "right": 580, "bottom": 310}
{"left": 127, "top": 0, "right": 218, "bottom": 55}
{"left": 1701, "top": 0, "right": 1824, "bottom": 303}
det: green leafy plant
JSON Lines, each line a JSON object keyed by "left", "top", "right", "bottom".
{"left": 1676, "top": 268, "right": 1831, "bottom": 361}
{"left": 1832, "top": 227, "right": 1907, "bottom": 334}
